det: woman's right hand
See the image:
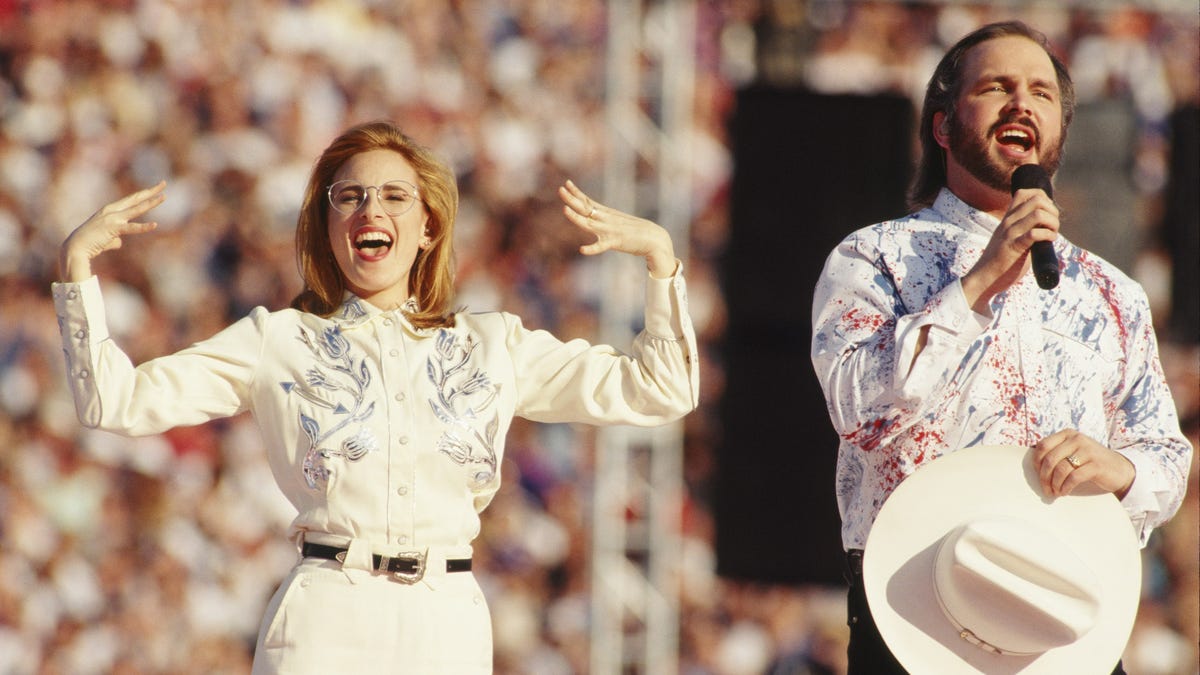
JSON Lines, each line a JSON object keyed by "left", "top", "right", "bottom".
{"left": 59, "top": 181, "right": 166, "bottom": 283}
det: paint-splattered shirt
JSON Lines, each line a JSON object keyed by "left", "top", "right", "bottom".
{"left": 811, "top": 189, "right": 1191, "bottom": 551}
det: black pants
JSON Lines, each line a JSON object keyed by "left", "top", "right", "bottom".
{"left": 844, "top": 550, "right": 1129, "bottom": 675}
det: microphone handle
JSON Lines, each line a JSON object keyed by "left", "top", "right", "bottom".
{"left": 1030, "top": 240, "right": 1059, "bottom": 290}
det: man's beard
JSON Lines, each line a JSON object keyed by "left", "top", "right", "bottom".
{"left": 947, "top": 113, "right": 1063, "bottom": 191}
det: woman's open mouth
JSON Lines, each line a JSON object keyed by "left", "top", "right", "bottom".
{"left": 354, "top": 230, "right": 393, "bottom": 258}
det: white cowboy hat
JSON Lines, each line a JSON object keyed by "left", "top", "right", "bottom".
{"left": 863, "top": 445, "right": 1140, "bottom": 674}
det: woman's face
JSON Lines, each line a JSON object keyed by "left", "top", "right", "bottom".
{"left": 326, "top": 149, "right": 430, "bottom": 310}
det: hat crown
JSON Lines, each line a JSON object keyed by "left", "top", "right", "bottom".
{"left": 865, "top": 446, "right": 1140, "bottom": 674}
{"left": 933, "top": 516, "right": 1103, "bottom": 655}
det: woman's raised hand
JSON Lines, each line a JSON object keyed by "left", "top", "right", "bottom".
{"left": 59, "top": 182, "right": 166, "bottom": 283}
{"left": 558, "top": 180, "right": 677, "bottom": 278}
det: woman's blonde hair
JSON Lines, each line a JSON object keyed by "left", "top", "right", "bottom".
{"left": 291, "top": 121, "right": 457, "bottom": 328}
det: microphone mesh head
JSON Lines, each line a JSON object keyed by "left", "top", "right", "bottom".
{"left": 1011, "top": 164, "right": 1053, "bottom": 197}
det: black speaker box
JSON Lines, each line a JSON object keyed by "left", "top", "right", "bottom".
{"left": 716, "top": 87, "right": 914, "bottom": 585}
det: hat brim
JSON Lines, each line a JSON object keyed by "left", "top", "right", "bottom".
{"left": 864, "top": 445, "right": 1140, "bottom": 674}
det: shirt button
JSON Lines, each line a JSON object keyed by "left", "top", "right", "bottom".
{"left": 398, "top": 436, "right": 409, "bottom": 445}
{"left": 390, "top": 349, "right": 399, "bottom": 357}
{"left": 397, "top": 486, "right": 408, "bottom": 496}
{"left": 78, "top": 370, "right": 90, "bottom": 379}
{"left": 383, "top": 319, "right": 393, "bottom": 327}
{"left": 394, "top": 392, "right": 406, "bottom": 403}
{"left": 398, "top": 535, "right": 409, "bottom": 545}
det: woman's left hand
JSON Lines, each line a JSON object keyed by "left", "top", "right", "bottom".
{"left": 558, "top": 180, "right": 677, "bottom": 278}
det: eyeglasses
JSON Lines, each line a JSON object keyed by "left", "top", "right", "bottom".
{"left": 327, "top": 179, "right": 421, "bottom": 216}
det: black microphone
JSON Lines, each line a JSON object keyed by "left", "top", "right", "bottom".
{"left": 1010, "top": 164, "right": 1059, "bottom": 290}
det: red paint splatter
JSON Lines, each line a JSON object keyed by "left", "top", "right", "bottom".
{"left": 844, "top": 416, "right": 893, "bottom": 453}
{"left": 840, "top": 307, "right": 886, "bottom": 333}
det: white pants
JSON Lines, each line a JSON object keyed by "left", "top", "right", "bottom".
{"left": 251, "top": 554, "right": 492, "bottom": 673}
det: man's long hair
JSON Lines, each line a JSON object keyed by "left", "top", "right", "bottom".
{"left": 908, "top": 21, "right": 1076, "bottom": 210}
{"left": 291, "top": 121, "right": 458, "bottom": 328}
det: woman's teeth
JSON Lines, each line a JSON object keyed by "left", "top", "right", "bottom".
{"left": 355, "top": 232, "right": 393, "bottom": 250}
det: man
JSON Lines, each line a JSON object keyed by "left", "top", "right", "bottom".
{"left": 810, "top": 21, "right": 1192, "bottom": 674}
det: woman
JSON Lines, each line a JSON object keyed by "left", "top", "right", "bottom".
{"left": 53, "top": 121, "right": 698, "bottom": 672}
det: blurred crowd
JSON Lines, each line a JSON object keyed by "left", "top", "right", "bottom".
{"left": 0, "top": 1, "right": 1195, "bottom": 674}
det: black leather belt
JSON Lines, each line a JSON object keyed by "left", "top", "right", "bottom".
{"left": 302, "top": 541, "right": 471, "bottom": 584}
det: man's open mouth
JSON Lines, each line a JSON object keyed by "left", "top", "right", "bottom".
{"left": 997, "top": 127, "right": 1035, "bottom": 151}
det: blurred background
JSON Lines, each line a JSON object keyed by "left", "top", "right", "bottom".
{"left": 0, "top": 1, "right": 1195, "bottom": 674}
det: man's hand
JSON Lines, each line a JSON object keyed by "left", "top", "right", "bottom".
{"left": 1033, "top": 429, "right": 1136, "bottom": 499}
{"left": 960, "top": 188, "right": 1058, "bottom": 313}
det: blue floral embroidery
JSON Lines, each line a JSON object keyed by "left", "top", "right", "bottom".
{"left": 282, "top": 324, "right": 377, "bottom": 489}
{"left": 426, "top": 330, "right": 500, "bottom": 489}
{"left": 335, "top": 297, "right": 369, "bottom": 326}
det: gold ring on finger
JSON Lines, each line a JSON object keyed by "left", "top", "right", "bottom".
{"left": 1066, "top": 454, "right": 1082, "bottom": 469}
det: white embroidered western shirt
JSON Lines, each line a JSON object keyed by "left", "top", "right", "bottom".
{"left": 53, "top": 271, "right": 699, "bottom": 557}
{"left": 812, "top": 189, "right": 1192, "bottom": 551}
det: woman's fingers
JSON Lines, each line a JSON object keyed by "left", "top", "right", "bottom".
{"left": 559, "top": 180, "right": 600, "bottom": 221}
{"left": 556, "top": 179, "right": 676, "bottom": 277}
{"left": 103, "top": 181, "right": 167, "bottom": 225}
{"left": 60, "top": 182, "right": 167, "bottom": 281}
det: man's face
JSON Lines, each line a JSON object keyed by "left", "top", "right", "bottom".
{"left": 938, "top": 35, "right": 1066, "bottom": 193}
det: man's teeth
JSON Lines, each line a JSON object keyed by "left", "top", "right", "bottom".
{"left": 999, "top": 129, "right": 1032, "bottom": 147}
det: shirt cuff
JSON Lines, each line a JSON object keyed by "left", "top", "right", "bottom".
{"left": 1117, "top": 448, "right": 1165, "bottom": 546}
{"left": 52, "top": 275, "right": 111, "bottom": 346}
{"left": 644, "top": 261, "right": 689, "bottom": 339}
{"left": 932, "top": 279, "right": 991, "bottom": 342}
{"left": 897, "top": 278, "right": 986, "bottom": 365}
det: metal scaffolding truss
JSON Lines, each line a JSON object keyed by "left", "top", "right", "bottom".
{"left": 590, "top": 1, "right": 695, "bottom": 674}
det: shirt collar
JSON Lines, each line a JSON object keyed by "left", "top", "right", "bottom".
{"left": 332, "top": 294, "right": 430, "bottom": 335}
{"left": 929, "top": 187, "right": 1001, "bottom": 236}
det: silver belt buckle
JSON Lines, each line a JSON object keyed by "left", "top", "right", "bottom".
{"left": 382, "top": 550, "right": 427, "bottom": 584}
